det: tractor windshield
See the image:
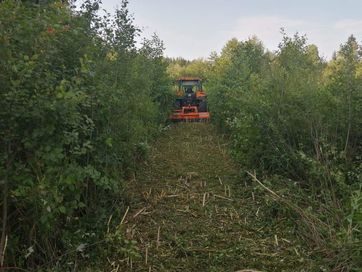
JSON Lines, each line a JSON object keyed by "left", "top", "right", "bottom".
{"left": 179, "top": 80, "right": 202, "bottom": 93}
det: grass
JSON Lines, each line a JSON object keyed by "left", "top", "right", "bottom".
{"left": 112, "top": 123, "right": 319, "bottom": 272}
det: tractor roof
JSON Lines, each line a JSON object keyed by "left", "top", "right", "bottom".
{"left": 177, "top": 77, "right": 202, "bottom": 82}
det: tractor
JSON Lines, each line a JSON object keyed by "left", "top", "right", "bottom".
{"left": 169, "top": 77, "right": 210, "bottom": 122}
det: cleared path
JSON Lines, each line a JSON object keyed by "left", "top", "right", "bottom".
{"left": 121, "top": 123, "right": 311, "bottom": 271}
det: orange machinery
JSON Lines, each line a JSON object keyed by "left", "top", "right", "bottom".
{"left": 169, "top": 77, "right": 210, "bottom": 122}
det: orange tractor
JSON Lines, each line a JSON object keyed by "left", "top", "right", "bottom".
{"left": 169, "top": 77, "right": 210, "bottom": 122}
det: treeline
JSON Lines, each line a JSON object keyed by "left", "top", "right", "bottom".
{"left": 206, "top": 35, "right": 362, "bottom": 270}
{"left": 0, "top": 0, "right": 171, "bottom": 269}
{"left": 165, "top": 57, "right": 211, "bottom": 80}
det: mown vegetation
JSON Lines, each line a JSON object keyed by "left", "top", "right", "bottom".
{"left": 0, "top": 0, "right": 171, "bottom": 269}
{"left": 117, "top": 123, "right": 326, "bottom": 272}
{"left": 205, "top": 34, "right": 362, "bottom": 271}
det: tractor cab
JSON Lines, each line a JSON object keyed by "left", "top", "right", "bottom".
{"left": 176, "top": 78, "right": 205, "bottom": 98}
{"left": 170, "top": 77, "right": 210, "bottom": 122}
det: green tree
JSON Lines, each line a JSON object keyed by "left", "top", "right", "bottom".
{"left": 323, "top": 35, "right": 362, "bottom": 159}
{"left": 206, "top": 33, "right": 361, "bottom": 271}
{"left": 0, "top": 0, "right": 172, "bottom": 268}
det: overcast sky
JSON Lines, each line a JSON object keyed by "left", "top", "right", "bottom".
{"left": 100, "top": 0, "right": 362, "bottom": 60}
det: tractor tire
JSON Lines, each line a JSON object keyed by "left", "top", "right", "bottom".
{"left": 174, "top": 100, "right": 182, "bottom": 109}
{"left": 198, "top": 100, "right": 207, "bottom": 112}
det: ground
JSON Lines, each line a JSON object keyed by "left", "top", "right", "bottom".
{"left": 116, "top": 123, "right": 315, "bottom": 272}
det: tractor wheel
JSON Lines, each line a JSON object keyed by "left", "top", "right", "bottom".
{"left": 198, "top": 101, "right": 207, "bottom": 112}
{"left": 174, "top": 100, "right": 182, "bottom": 109}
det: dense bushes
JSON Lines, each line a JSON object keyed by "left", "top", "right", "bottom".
{"left": 207, "top": 34, "right": 361, "bottom": 271}
{"left": 0, "top": 0, "right": 171, "bottom": 269}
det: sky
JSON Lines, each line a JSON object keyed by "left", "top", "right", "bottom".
{"left": 100, "top": 0, "right": 362, "bottom": 60}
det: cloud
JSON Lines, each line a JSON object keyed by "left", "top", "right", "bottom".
{"left": 232, "top": 16, "right": 305, "bottom": 40}
{"left": 231, "top": 16, "right": 308, "bottom": 50}
{"left": 334, "top": 19, "right": 362, "bottom": 33}
{"left": 231, "top": 16, "right": 362, "bottom": 59}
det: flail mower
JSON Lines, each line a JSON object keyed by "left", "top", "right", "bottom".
{"left": 169, "top": 77, "right": 210, "bottom": 122}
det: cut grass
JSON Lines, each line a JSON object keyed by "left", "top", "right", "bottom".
{"left": 116, "top": 123, "right": 318, "bottom": 271}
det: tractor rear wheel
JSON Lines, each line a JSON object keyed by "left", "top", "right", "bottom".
{"left": 198, "top": 101, "right": 207, "bottom": 112}
{"left": 174, "top": 100, "right": 182, "bottom": 109}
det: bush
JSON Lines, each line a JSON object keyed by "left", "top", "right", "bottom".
{"left": 207, "top": 33, "right": 362, "bottom": 271}
{"left": 0, "top": 0, "right": 172, "bottom": 269}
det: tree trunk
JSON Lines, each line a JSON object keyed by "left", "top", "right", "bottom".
{"left": 0, "top": 182, "right": 8, "bottom": 268}
{"left": 344, "top": 80, "right": 353, "bottom": 158}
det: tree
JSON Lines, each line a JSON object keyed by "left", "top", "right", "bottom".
{"left": 323, "top": 35, "right": 362, "bottom": 159}
{"left": 0, "top": 0, "right": 171, "bottom": 268}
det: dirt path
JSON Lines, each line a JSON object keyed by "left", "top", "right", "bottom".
{"left": 121, "top": 124, "right": 310, "bottom": 272}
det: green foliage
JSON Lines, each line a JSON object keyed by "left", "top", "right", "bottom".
{"left": 207, "top": 34, "right": 361, "bottom": 271}
{"left": 0, "top": 0, "right": 172, "bottom": 269}
{"left": 166, "top": 57, "right": 211, "bottom": 80}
